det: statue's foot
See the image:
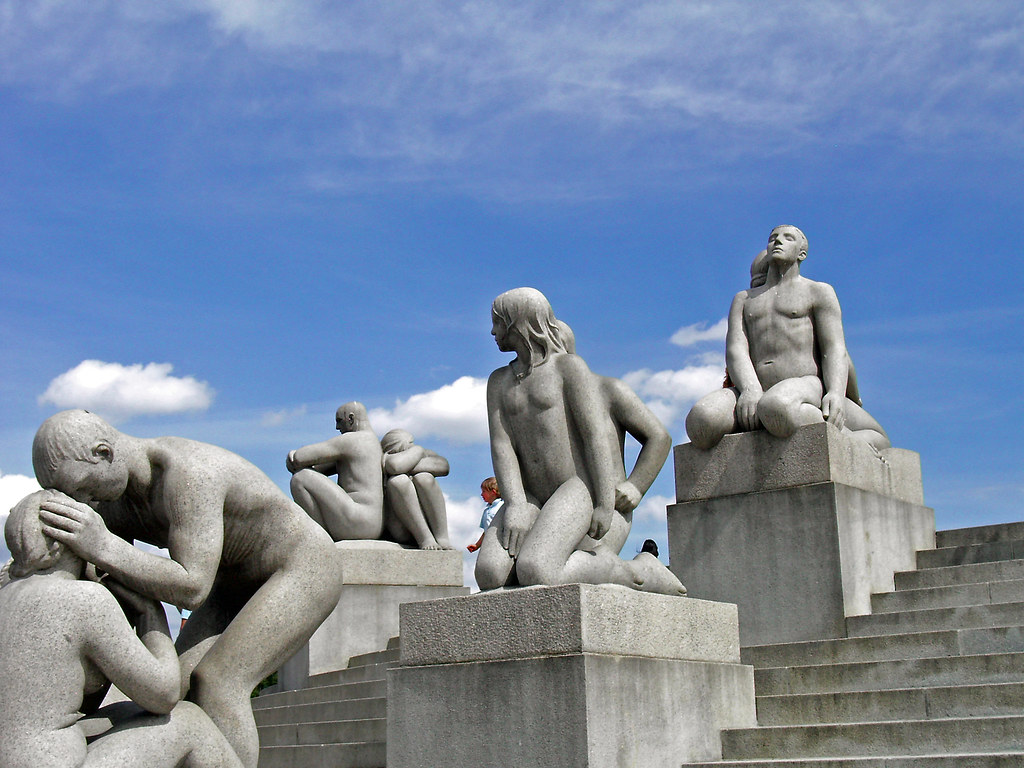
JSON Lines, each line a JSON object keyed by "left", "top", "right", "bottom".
{"left": 419, "top": 539, "right": 444, "bottom": 550}
{"left": 630, "top": 553, "right": 687, "bottom": 596}
{"left": 435, "top": 538, "right": 455, "bottom": 551}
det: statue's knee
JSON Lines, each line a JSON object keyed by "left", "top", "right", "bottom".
{"left": 758, "top": 393, "right": 798, "bottom": 438}
{"left": 685, "top": 402, "right": 723, "bottom": 449}
{"left": 386, "top": 474, "right": 412, "bottom": 493}
{"left": 515, "top": 553, "right": 555, "bottom": 587}
{"left": 411, "top": 472, "right": 436, "bottom": 490}
{"left": 475, "top": 559, "right": 505, "bottom": 591}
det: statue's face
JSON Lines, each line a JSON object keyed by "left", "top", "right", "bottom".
{"left": 767, "top": 226, "right": 805, "bottom": 265}
{"left": 491, "top": 313, "right": 513, "bottom": 352}
{"left": 50, "top": 453, "right": 127, "bottom": 504}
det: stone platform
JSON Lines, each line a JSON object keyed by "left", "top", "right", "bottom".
{"left": 387, "top": 584, "right": 755, "bottom": 768}
{"left": 278, "top": 540, "right": 467, "bottom": 691}
{"left": 668, "top": 423, "right": 935, "bottom": 646}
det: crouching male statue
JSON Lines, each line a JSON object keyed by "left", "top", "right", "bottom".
{"left": 32, "top": 410, "right": 345, "bottom": 768}
{"left": 685, "top": 225, "right": 890, "bottom": 451}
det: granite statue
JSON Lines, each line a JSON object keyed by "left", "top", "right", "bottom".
{"left": 475, "top": 287, "right": 685, "bottom": 595}
{"left": 380, "top": 429, "right": 453, "bottom": 551}
{"left": 287, "top": 401, "right": 385, "bottom": 541}
{"left": 0, "top": 490, "right": 242, "bottom": 768}
{"left": 32, "top": 410, "right": 344, "bottom": 768}
{"left": 686, "top": 226, "right": 890, "bottom": 451}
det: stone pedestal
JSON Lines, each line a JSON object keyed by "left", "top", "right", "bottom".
{"left": 387, "top": 584, "right": 755, "bottom": 768}
{"left": 668, "top": 423, "right": 935, "bottom": 647}
{"left": 278, "top": 540, "right": 467, "bottom": 691}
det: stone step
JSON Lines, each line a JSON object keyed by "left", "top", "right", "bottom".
{"left": 720, "top": 715, "right": 1024, "bottom": 760}
{"left": 756, "top": 682, "right": 1024, "bottom": 726}
{"left": 344, "top": 646, "right": 400, "bottom": 669}
{"left": 257, "top": 718, "right": 386, "bottom": 747}
{"left": 895, "top": 558, "right": 1024, "bottom": 592}
{"left": 755, "top": 652, "right": 1024, "bottom": 697}
{"left": 895, "top": 559, "right": 1024, "bottom": 591}
{"left": 916, "top": 540, "right": 1024, "bottom": 570}
{"left": 304, "top": 660, "right": 392, "bottom": 688}
{"left": 742, "top": 627, "right": 1024, "bottom": 669}
{"left": 257, "top": 741, "right": 386, "bottom": 768}
{"left": 254, "top": 697, "right": 387, "bottom": 727}
{"left": 871, "top": 580, "right": 1024, "bottom": 614}
{"left": 252, "top": 679, "right": 386, "bottom": 710}
{"left": 682, "top": 753, "right": 1024, "bottom": 767}
{"left": 847, "top": 602, "right": 1024, "bottom": 638}
{"left": 937, "top": 523, "right": 1024, "bottom": 549}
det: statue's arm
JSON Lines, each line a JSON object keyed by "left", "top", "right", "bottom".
{"left": 81, "top": 583, "right": 180, "bottom": 715}
{"left": 289, "top": 437, "right": 347, "bottom": 472}
{"left": 607, "top": 380, "right": 671, "bottom": 512}
{"left": 725, "top": 292, "right": 760, "bottom": 395}
{"left": 382, "top": 445, "right": 427, "bottom": 476}
{"left": 813, "top": 283, "right": 849, "bottom": 427}
{"left": 408, "top": 448, "right": 450, "bottom": 478}
{"left": 561, "top": 355, "right": 617, "bottom": 537}
{"left": 39, "top": 489, "right": 221, "bottom": 610}
{"left": 488, "top": 370, "right": 536, "bottom": 557}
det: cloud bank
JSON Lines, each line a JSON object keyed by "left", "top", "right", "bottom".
{"left": 38, "top": 360, "right": 215, "bottom": 420}
{"left": 670, "top": 318, "right": 728, "bottom": 348}
{"left": 369, "top": 376, "right": 488, "bottom": 444}
{"left": 622, "top": 360, "right": 724, "bottom": 427}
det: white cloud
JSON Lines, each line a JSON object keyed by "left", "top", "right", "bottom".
{"left": 623, "top": 361, "right": 724, "bottom": 426}
{"left": 38, "top": 360, "right": 214, "bottom": 420}
{"left": 2, "top": 2, "right": 1021, "bottom": 197}
{"left": 670, "top": 318, "right": 728, "bottom": 348}
{"left": 260, "top": 405, "right": 308, "bottom": 427}
{"left": 369, "top": 376, "right": 488, "bottom": 444}
{"left": 632, "top": 493, "right": 674, "bottom": 523}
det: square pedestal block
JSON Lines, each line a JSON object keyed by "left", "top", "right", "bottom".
{"left": 278, "top": 541, "right": 467, "bottom": 691}
{"left": 668, "top": 425, "right": 935, "bottom": 646}
{"left": 387, "top": 584, "right": 755, "bottom": 768}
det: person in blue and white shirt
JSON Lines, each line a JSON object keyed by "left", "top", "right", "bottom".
{"left": 467, "top": 477, "right": 503, "bottom": 553}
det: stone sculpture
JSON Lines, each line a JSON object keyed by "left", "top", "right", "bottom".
{"left": 380, "top": 429, "right": 453, "bottom": 551}
{"left": 32, "top": 410, "right": 344, "bottom": 768}
{"left": 0, "top": 489, "right": 242, "bottom": 768}
{"left": 287, "top": 401, "right": 385, "bottom": 541}
{"left": 475, "top": 287, "right": 686, "bottom": 595}
{"left": 686, "top": 226, "right": 890, "bottom": 451}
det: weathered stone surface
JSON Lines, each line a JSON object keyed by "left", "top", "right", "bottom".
{"left": 399, "top": 583, "right": 739, "bottom": 666}
{"left": 278, "top": 542, "right": 466, "bottom": 690}
{"left": 668, "top": 425, "right": 935, "bottom": 646}
{"left": 388, "top": 584, "right": 754, "bottom": 768}
{"left": 675, "top": 422, "right": 924, "bottom": 504}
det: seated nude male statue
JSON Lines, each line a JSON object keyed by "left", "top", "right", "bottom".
{"left": 686, "top": 226, "right": 890, "bottom": 451}
{"left": 33, "top": 410, "right": 344, "bottom": 768}
{"left": 287, "top": 402, "right": 385, "bottom": 541}
{"left": 0, "top": 490, "right": 241, "bottom": 768}
{"left": 475, "top": 287, "right": 685, "bottom": 595}
{"left": 379, "top": 429, "right": 453, "bottom": 551}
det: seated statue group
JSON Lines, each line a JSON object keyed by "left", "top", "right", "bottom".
{"left": 287, "top": 403, "right": 453, "bottom": 551}
{"left": 1, "top": 223, "right": 892, "bottom": 766}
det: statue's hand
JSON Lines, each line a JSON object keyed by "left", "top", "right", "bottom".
{"left": 500, "top": 503, "right": 540, "bottom": 558}
{"left": 588, "top": 506, "right": 615, "bottom": 540}
{"left": 736, "top": 390, "right": 762, "bottom": 431}
{"left": 822, "top": 392, "right": 846, "bottom": 431}
{"left": 614, "top": 480, "right": 642, "bottom": 514}
{"left": 103, "top": 577, "right": 159, "bottom": 621}
{"left": 39, "top": 497, "right": 114, "bottom": 564}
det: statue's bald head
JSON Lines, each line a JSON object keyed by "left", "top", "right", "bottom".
{"left": 335, "top": 401, "right": 368, "bottom": 433}
{"left": 32, "top": 410, "right": 117, "bottom": 489}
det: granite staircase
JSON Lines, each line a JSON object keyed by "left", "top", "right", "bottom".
{"left": 685, "top": 521, "right": 1024, "bottom": 766}
{"left": 254, "top": 642, "right": 397, "bottom": 768}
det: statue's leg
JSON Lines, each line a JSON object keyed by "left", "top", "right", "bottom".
{"left": 516, "top": 477, "right": 604, "bottom": 587}
{"left": 175, "top": 582, "right": 236, "bottom": 700}
{"left": 757, "top": 376, "right": 823, "bottom": 438}
{"left": 685, "top": 387, "right": 740, "bottom": 449}
{"left": 843, "top": 398, "right": 891, "bottom": 450}
{"left": 84, "top": 701, "right": 243, "bottom": 768}
{"left": 385, "top": 475, "right": 438, "bottom": 549}
{"left": 292, "top": 470, "right": 382, "bottom": 540}
{"left": 188, "top": 532, "right": 343, "bottom": 768}
{"left": 474, "top": 505, "right": 515, "bottom": 590}
{"left": 412, "top": 472, "right": 452, "bottom": 549}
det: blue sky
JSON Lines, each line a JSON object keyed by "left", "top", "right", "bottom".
{"left": 2, "top": 2, "right": 1023, "bottom": 588}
